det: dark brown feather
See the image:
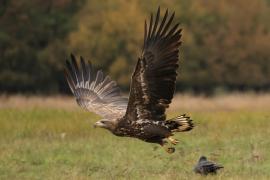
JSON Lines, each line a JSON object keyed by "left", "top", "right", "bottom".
{"left": 125, "top": 8, "right": 182, "bottom": 123}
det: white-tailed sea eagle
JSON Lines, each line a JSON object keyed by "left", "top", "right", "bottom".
{"left": 65, "top": 7, "right": 194, "bottom": 153}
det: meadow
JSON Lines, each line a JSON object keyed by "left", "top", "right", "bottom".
{"left": 0, "top": 94, "right": 270, "bottom": 180}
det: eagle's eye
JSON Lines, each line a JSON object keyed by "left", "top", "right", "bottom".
{"left": 100, "top": 120, "right": 107, "bottom": 124}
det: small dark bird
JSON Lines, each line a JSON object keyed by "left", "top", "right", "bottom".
{"left": 65, "top": 7, "right": 194, "bottom": 153}
{"left": 194, "top": 156, "right": 224, "bottom": 175}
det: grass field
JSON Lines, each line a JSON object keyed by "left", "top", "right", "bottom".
{"left": 0, "top": 94, "right": 270, "bottom": 179}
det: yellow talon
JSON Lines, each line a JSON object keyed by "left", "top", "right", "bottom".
{"left": 168, "top": 137, "right": 179, "bottom": 145}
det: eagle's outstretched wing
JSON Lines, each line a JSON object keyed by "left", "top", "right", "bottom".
{"left": 125, "top": 7, "right": 182, "bottom": 122}
{"left": 65, "top": 54, "right": 127, "bottom": 119}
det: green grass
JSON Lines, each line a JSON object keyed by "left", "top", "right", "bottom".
{"left": 0, "top": 107, "right": 270, "bottom": 179}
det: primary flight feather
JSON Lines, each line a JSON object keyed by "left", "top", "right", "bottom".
{"left": 65, "top": 7, "right": 193, "bottom": 153}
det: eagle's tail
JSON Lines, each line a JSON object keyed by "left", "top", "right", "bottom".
{"left": 166, "top": 114, "right": 194, "bottom": 132}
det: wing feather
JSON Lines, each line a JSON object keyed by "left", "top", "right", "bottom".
{"left": 125, "top": 7, "right": 182, "bottom": 123}
{"left": 65, "top": 54, "right": 127, "bottom": 119}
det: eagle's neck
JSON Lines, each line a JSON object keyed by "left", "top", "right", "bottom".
{"left": 111, "top": 118, "right": 132, "bottom": 137}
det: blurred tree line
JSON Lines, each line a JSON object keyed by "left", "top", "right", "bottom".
{"left": 0, "top": 0, "right": 270, "bottom": 94}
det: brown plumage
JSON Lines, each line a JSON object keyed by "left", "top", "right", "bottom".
{"left": 65, "top": 7, "right": 194, "bottom": 153}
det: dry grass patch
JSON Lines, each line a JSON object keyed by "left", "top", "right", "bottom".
{"left": 1, "top": 93, "right": 270, "bottom": 112}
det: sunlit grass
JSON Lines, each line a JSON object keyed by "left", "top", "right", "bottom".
{"left": 0, "top": 96, "right": 270, "bottom": 179}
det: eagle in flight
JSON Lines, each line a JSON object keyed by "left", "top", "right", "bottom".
{"left": 65, "top": 7, "right": 193, "bottom": 153}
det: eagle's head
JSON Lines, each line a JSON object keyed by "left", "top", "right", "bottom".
{"left": 94, "top": 119, "right": 117, "bottom": 131}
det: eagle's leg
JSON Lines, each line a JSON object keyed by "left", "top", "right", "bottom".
{"left": 159, "top": 140, "right": 175, "bottom": 154}
{"left": 168, "top": 136, "right": 179, "bottom": 145}
{"left": 165, "top": 147, "right": 175, "bottom": 154}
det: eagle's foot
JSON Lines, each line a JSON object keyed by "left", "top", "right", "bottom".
{"left": 168, "top": 137, "right": 179, "bottom": 145}
{"left": 165, "top": 147, "right": 175, "bottom": 154}
{"left": 160, "top": 140, "right": 175, "bottom": 154}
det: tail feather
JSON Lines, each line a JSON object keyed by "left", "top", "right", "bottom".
{"left": 214, "top": 164, "right": 224, "bottom": 170}
{"left": 166, "top": 114, "right": 194, "bottom": 132}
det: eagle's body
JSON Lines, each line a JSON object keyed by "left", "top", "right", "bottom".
{"left": 114, "top": 114, "right": 192, "bottom": 145}
{"left": 114, "top": 118, "right": 171, "bottom": 143}
{"left": 65, "top": 7, "right": 193, "bottom": 153}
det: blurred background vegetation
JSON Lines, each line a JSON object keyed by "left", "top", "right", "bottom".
{"left": 0, "top": 0, "right": 269, "bottom": 95}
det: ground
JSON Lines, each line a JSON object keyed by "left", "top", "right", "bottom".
{"left": 0, "top": 94, "right": 270, "bottom": 179}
